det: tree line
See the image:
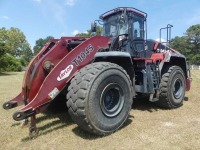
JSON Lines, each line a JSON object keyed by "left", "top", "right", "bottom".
{"left": 0, "top": 27, "right": 32, "bottom": 72}
{"left": 0, "top": 24, "right": 200, "bottom": 72}
{"left": 0, "top": 27, "right": 54, "bottom": 72}
{"left": 171, "top": 24, "right": 200, "bottom": 65}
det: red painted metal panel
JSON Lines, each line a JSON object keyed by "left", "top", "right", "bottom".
{"left": 16, "top": 36, "right": 110, "bottom": 117}
{"left": 150, "top": 53, "right": 164, "bottom": 62}
{"left": 186, "top": 77, "right": 192, "bottom": 91}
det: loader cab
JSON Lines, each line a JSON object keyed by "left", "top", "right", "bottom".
{"left": 100, "top": 7, "right": 147, "bottom": 57}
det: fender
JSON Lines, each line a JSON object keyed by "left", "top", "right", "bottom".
{"left": 94, "top": 51, "right": 135, "bottom": 96}
{"left": 94, "top": 51, "right": 133, "bottom": 66}
{"left": 159, "top": 51, "right": 191, "bottom": 91}
{"left": 95, "top": 51, "right": 132, "bottom": 58}
{"left": 159, "top": 51, "right": 187, "bottom": 73}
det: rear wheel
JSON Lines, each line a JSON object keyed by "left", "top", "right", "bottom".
{"left": 156, "top": 66, "right": 186, "bottom": 109}
{"left": 67, "top": 62, "right": 133, "bottom": 135}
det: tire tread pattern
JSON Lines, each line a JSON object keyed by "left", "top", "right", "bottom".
{"left": 156, "top": 66, "right": 184, "bottom": 109}
{"left": 67, "top": 62, "right": 133, "bottom": 135}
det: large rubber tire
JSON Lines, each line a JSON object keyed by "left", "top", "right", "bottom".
{"left": 156, "top": 66, "right": 186, "bottom": 109}
{"left": 67, "top": 62, "right": 133, "bottom": 135}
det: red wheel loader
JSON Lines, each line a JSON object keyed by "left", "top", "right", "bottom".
{"left": 3, "top": 7, "right": 191, "bottom": 135}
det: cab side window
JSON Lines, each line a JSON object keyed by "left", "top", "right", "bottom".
{"left": 133, "top": 21, "right": 141, "bottom": 38}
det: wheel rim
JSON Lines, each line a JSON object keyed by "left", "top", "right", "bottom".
{"left": 173, "top": 78, "right": 183, "bottom": 99}
{"left": 100, "top": 83, "right": 124, "bottom": 118}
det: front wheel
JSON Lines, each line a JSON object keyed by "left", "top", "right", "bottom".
{"left": 66, "top": 62, "right": 133, "bottom": 135}
{"left": 156, "top": 66, "right": 186, "bottom": 109}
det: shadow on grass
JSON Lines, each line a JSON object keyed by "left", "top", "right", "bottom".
{"left": 184, "top": 96, "right": 189, "bottom": 101}
{"left": 20, "top": 95, "right": 188, "bottom": 141}
{"left": 71, "top": 96, "right": 161, "bottom": 140}
{"left": 21, "top": 96, "right": 73, "bottom": 142}
{"left": 11, "top": 122, "right": 21, "bottom": 127}
{"left": 21, "top": 111, "right": 73, "bottom": 142}
{"left": 72, "top": 117, "right": 133, "bottom": 140}
{"left": 0, "top": 72, "right": 17, "bottom": 76}
{"left": 133, "top": 95, "right": 190, "bottom": 112}
{"left": 132, "top": 96, "right": 161, "bottom": 112}
{"left": 20, "top": 96, "right": 158, "bottom": 141}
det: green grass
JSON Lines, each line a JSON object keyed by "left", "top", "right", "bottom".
{"left": 0, "top": 71, "right": 200, "bottom": 150}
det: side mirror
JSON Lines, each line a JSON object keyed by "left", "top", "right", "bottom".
{"left": 91, "top": 22, "right": 97, "bottom": 32}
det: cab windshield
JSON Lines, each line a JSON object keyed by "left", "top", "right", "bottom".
{"left": 102, "top": 13, "right": 128, "bottom": 38}
{"left": 102, "top": 12, "right": 145, "bottom": 40}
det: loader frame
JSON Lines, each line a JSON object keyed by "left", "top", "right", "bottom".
{"left": 3, "top": 7, "right": 191, "bottom": 135}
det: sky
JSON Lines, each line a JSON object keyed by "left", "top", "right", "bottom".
{"left": 0, "top": 0, "right": 200, "bottom": 48}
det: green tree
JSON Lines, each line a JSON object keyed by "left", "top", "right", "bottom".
{"left": 0, "top": 27, "right": 31, "bottom": 59}
{"left": 33, "top": 36, "right": 54, "bottom": 55}
{"left": 0, "top": 27, "right": 31, "bottom": 72}
{"left": 0, "top": 28, "right": 9, "bottom": 56}
{"left": 0, "top": 54, "right": 23, "bottom": 72}
{"left": 0, "top": 27, "right": 31, "bottom": 57}
{"left": 171, "top": 24, "right": 200, "bottom": 64}
{"left": 171, "top": 36, "right": 191, "bottom": 57}
{"left": 191, "top": 54, "right": 200, "bottom": 65}
{"left": 186, "top": 24, "right": 200, "bottom": 55}
{"left": 0, "top": 42, "right": 8, "bottom": 57}
{"left": 23, "top": 44, "right": 33, "bottom": 63}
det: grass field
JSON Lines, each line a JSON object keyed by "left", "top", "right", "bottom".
{"left": 0, "top": 71, "right": 200, "bottom": 150}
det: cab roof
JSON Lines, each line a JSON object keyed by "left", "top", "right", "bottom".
{"left": 100, "top": 7, "right": 147, "bottom": 20}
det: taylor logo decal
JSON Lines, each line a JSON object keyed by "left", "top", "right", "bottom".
{"left": 57, "top": 65, "right": 73, "bottom": 81}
